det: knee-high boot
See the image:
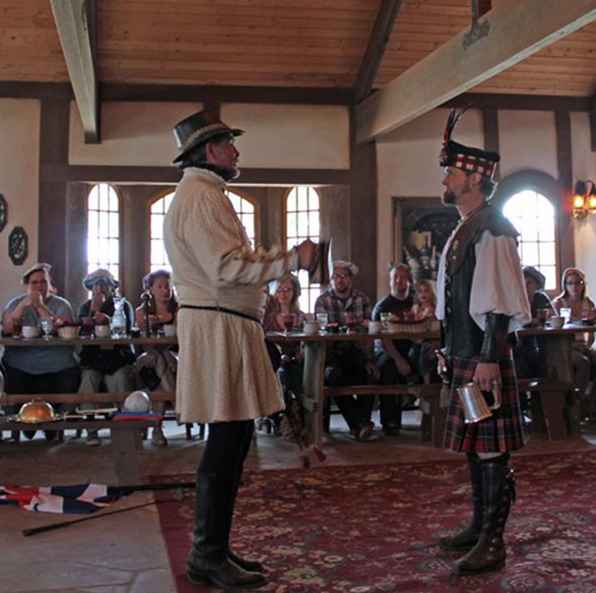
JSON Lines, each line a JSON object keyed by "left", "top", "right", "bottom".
{"left": 186, "top": 471, "right": 266, "bottom": 589}
{"left": 440, "top": 453, "right": 483, "bottom": 551}
{"left": 453, "top": 455, "right": 516, "bottom": 576}
{"left": 222, "top": 425, "right": 266, "bottom": 573}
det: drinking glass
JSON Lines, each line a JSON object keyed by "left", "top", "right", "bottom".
{"left": 380, "top": 312, "right": 391, "bottom": 331}
{"left": 559, "top": 307, "right": 571, "bottom": 324}
{"left": 316, "top": 313, "right": 329, "bottom": 332}
{"left": 40, "top": 318, "right": 53, "bottom": 340}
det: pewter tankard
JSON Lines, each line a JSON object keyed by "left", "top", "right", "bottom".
{"left": 457, "top": 381, "right": 501, "bottom": 423}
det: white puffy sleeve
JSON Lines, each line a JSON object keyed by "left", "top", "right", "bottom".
{"left": 470, "top": 230, "right": 531, "bottom": 332}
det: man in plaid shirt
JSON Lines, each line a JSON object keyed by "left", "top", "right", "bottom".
{"left": 314, "top": 260, "right": 377, "bottom": 440}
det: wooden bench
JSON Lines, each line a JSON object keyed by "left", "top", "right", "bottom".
{"left": 0, "top": 391, "right": 205, "bottom": 441}
{"left": 0, "top": 418, "right": 160, "bottom": 484}
{"left": 323, "top": 383, "right": 445, "bottom": 446}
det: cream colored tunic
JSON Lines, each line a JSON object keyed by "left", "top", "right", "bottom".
{"left": 164, "top": 167, "right": 298, "bottom": 423}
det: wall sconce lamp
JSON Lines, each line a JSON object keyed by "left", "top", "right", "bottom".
{"left": 573, "top": 180, "right": 596, "bottom": 219}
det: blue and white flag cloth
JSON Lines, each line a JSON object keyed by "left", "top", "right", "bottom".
{"left": 0, "top": 483, "right": 128, "bottom": 514}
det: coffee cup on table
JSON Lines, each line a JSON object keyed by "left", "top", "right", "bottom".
{"left": 548, "top": 316, "right": 565, "bottom": 329}
{"left": 163, "top": 324, "right": 177, "bottom": 337}
{"left": 368, "top": 320, "right": 382, "bottom": 334}
{"left": 22, "top": 325, "right": 40, "bottom": 339}
{"left": 303, "top": 321, "right": 320, "bottom": 336}
{"left": 94, "top": 324, "right": 111, "bottom": 338}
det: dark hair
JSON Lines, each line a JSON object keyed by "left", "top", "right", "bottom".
{"left": 141, "top": 270, "right": 178, "bottom": 315}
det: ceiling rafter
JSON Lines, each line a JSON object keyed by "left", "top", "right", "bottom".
{"left": 356, "top": 0, "right": 596, "bottom": 143}
{"left": 50, "top": 0, "right": 99, "bottom": 143}
{"left": 353, "top": 0, "right": 404, "bottom": 104}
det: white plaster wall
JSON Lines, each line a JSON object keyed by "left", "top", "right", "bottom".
{"left": 498, "top": 110, "right": 557, "bottom": 178}
{"left": 222, "top": 104, "right": 350, "bottom": 169}
{"left": 375, "top": 108, "right": 483, "bottom": 297}
{"left": 69, "top": 101, "right": 202, "bottom": 166}
{"left": 571, "top": 111, "right": 596, "bottom": 299}
{"left": 0, "top": 99, "right": 40, "bottom": 307}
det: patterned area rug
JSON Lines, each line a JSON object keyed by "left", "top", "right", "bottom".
{"left": 154, "top": 450, "right": 596, "bottom": 593}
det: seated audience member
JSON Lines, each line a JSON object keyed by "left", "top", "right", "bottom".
{"left": 135, "top": 269, "right": 179, "bottom": 446}
{"left": 553, "top": 268, "right": 596, "bottom": 417}
{"left": 409, "top": 279, "right": 438, "bottom": 379}
{"left": 315, "top": 260, "right": 376, "bottom": 440}
{"left": 372, "top": 264, "right": 416, "bottom": 436}
{"left": 78, "top": 269, "right": 136, "bottom": 446}
{"left": 263, "top": 273, "right": 307, "bottom": 432}
{"left": 410, "top": 279, "right": 437, "bottom": 321}
{"left": 2, "top": 263, "right": 80, "bottom": 441}
{"left": 515, "top": 266, "right": 555, "bottom": 378}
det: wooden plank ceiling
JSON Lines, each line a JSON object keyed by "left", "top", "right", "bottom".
{"left": 0, "top": 0, "right": 594, "bottom": 97}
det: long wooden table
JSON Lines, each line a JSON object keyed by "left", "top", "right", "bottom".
{"left": 1, "top": 323, "right": 593, "bottom": 447}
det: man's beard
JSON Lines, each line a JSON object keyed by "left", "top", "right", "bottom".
{"left": 442, "top": 190, "right": 457, "bottom": 205}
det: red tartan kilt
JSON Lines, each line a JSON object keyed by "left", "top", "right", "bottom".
{"left": 444, "top": 355, "right": 527, "bottom": 453}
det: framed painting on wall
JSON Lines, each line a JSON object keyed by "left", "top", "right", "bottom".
{"left": 393, "top": 197, "right": 459, "bottom": 284}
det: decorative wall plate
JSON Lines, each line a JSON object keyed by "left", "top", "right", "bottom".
{"left": 0, "top": 194, "right": 6, "bottom": 232}
{"left": 9, "top": 226, "right": 28, "bottom": 265}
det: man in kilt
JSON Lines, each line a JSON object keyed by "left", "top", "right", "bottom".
{"left": 164, "top": 110, "right": 316, "bottom": 590}
{"left": 435, "top": 110, "right": 531, "bottom": 576}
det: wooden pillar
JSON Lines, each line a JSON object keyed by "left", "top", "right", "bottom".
{"left": 350, "top": 107, "right": 378, "bottom": 299}
{"left": 39, "top": 97, "right": 70, "bottom": 294}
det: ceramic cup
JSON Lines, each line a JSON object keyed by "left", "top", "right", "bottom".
{"left": 94, "top": 324, "right": 111, "bottom": 338}
{"left": 303, "top": 321, "right": 320, "bottom": 335}
{"left": 548, "top": 316, "right": 565, "bottom": 329}
{"left": 368, "top": 320, "right": 382, "bottom": 334}
{"left": 22, "top": 325, "right": 40, "bottom": 339}
{"left": 163, "top": 324, "right": 177, "bottom": 337}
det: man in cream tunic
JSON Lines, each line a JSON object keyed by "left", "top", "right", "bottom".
{"left": 164, "top": 110, "right": 315, "bottom": 591}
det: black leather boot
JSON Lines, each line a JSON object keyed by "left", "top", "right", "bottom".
{"left": 440, "top": 453, "right": 482, "bottom": 551}
{"left": 453, "top": 456, "right": 516, "bottom": 576}
{"left": 187, "top": 472, "right": 266, "bottom": 589}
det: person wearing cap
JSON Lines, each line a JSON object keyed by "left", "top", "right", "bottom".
{"left": 371, "top": 263, "right": 417, "bottom": 436}
{"left": 514, "top": 266, "right": 555, "bottom": 379}
{"left": 1, "top": 263, "right": 80, "bottom": 441}
{"left": 314, "top": 260, "right": 377, "bottom": 440}
{"left": 77, "top": 269, "right": 135, "bottom": 446}
{"left": 435, "top": 110, "right": 531, "bottom": 576}
{"left": 164, "top": 110, "right": 317, "bottom": 590}
{"left": 134, "top": 269, "right": 179, "bottom": 447}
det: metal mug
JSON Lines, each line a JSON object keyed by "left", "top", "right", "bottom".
{"left": 457, "top": 381, "right": 502, "bottom": 424}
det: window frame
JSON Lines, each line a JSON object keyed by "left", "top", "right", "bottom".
{"left": 145, "top": 187, "right": 261, "bottom": 275}
{"left": 86, "top": 182, "right": 123, "bottom": 282}
{"left": 282, "top": 185, "right": 322, "bottom": 313}
{"left": 492, "top": 170, "right": 565, "bottom": 296}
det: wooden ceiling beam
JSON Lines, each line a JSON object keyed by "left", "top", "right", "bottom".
{"left": 50, "top": 0, "right": 99, "bottom": 143}
{"left": 355, "top": 0, "right": 596, "bottom": 143}
{"left": 353, "top": 0, "right": 404, "bottom": 104}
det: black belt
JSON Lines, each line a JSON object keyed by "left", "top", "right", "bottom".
{"left": 179, "top": 305, "right": 260, "bottom": 325}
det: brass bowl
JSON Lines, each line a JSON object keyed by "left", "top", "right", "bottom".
{"left": 17, "top": 400, "right": 58, "bottom": 423}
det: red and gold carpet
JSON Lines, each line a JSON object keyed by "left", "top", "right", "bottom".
{"left": 155, "top": 450, "right": 596, "bottom": 593}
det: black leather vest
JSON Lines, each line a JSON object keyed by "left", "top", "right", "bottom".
{"left": 442, "top": 205, "right": 518, "bottom": 359}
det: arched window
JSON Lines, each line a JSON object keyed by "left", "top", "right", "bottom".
{"left": 150, "top": 191, "right": 175, "bottom": 272}
{"left": 149, "top": 190, "right": 257, "bottom": 273}
{"left": 503, "top": 190, "right": 557, "bottom": 290}
{"left": 285, "top": 186, "right": 321, "bottom": 312}
{"left": 87, "top": 183, "right": 120, "bottom": 280}
{"left": 226, "top": 190, "right": 256, "bottom": 246}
